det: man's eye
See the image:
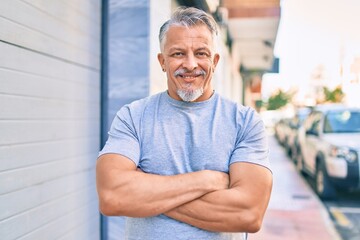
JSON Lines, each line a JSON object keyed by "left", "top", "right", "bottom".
{"left": 196, "top": 52, "right": 208, "bottom": 57}
{"left": 173, "top": 52, "right": 184, "bottom": 56}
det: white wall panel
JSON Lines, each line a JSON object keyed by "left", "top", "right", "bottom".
{"left": 21, "top": 0, "right": 100, "bottom": 41}
{"left": 0, "top": 186, "right": 98, "bottom": 240}
{"left": 0, "top": 138, "right": 97, "bottom": 171}
{"left": 0, "top": 153, "right": 96, "bottom": 195}
{"left": 0, "top": 119, "right": 99, "bottom": 145}
{"left": 0, "top": 170, "right": 96, "bottom": 220}
{"left": 0, "top": 43, "right": 100, "bottom": 84}
{"left": 0, "top": 68, "right": 99, "bottom": 101}
{"left": 0, "top": 0, "right": 100, "bottom": 67}
{"left": 0, "top": 0, "right": 101, "bottom": 239}
{"left": 0, "top": 95, "right": 99, "bottom": 120}
{"left": 18, "top": 201, "right": 100, "bottom": 240}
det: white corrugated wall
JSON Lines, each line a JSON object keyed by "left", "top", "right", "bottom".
{"left": 0, "top": 0, "right": 101, "bottom": 239}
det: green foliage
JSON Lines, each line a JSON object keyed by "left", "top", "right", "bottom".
{"left": 266, "top": 89, "right": 292, "bottom": 110}
{"left": 323, "top": 86, "right": 344, "bottom": 103}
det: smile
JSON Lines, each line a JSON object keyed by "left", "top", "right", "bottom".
{"left": 178, "top": 74, "right": 201, "bottom": 79}
{"left": 174, "top": 69, "right": 206, "bottom": 80}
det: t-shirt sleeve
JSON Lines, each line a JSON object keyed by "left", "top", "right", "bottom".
{"left": 230, "top": 107, "right": 271, "bottom": 171}
{"left": 98, "top": 105, "right": 141, "bottom": 166}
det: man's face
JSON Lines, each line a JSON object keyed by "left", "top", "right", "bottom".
{"left": 158, "top": 24, "right": 220, "bottom": 102}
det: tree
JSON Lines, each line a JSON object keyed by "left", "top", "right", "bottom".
{"left": 322, "top": 86, "right": 344, "bottom": 103}
{"left": 266, "top": 89, "right": 293, "bottom": 110}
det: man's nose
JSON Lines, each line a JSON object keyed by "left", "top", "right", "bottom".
{"left": 182, "top": 54, "right": 198, "bottom": 71}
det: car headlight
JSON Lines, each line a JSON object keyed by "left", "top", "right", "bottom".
{"left": 330, "top": 146, "right": 357, "bottom": 162}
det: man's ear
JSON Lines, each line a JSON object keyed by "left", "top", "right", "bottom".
{"left": 157, "top": 53, "right": 165, "bottom": 70}
{"left": 213, "top": 53, "right": 220, "bottom": 69}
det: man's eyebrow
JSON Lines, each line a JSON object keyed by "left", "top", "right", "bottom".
{"left": 196, "top": 47, "right": 210, "bottom": 51}
{"left": 168, "top": 47, "right": 184, "bottom": 52}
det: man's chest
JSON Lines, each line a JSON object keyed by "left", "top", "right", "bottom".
{"left": 137, "top": 113, "right": 237, "bottom": 175}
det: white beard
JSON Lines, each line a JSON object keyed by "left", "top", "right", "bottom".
{"left": 173, "top": 69, "right": 206, "bottom": 102}
{"left": 177, "top": 87, "right": 204, "bottom": 102}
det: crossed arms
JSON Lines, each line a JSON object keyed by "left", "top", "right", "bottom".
{"left": 96, "top": 154, "right": 272, "bottom": 233}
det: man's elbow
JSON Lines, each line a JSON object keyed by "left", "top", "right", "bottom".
{"left": 98, "top": 190, "right": 131, "bottom": 216}
{"left": 98, "top": 193, "right": 121, "bottom": 216}
{"left": 230, "top": 210, "right": 263, "bottom": 233}
{"left": 99, "top": 202, "right": 115, "bottom": 216}
{"left": 242, "top": 210, "right": 264, "bottom": 233}
{"left": 244, "top": 217, "right": 262, "bottom": 233}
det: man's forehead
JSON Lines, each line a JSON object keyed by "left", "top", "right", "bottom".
{"left": 166, "top": 26, "right": 213, "bottom": 43}
{"left": 167, "top": 24, "right": 212, "bottom": 36}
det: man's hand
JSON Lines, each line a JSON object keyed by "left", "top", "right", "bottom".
{"left": 204, "top": 170, "right": 229, "bottom": 191}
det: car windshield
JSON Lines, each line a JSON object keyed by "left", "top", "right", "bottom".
{"left": 298, "top": 112, "right": 310, "bottom": 123}
{"left": 323, "top": 110, "right": 360, "bottom": 133}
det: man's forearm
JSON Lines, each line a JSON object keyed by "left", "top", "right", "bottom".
{"left": 96, "top": 155, "right": 229, "bottom": 218}
{"left": 165, "top": 163, "right": 273, "bottom": 233}
{"left": 103, "top": 171, "right": 222, "bottom": 217}
{"left": 165, "top": 188, "right": 258, "bottom": 232}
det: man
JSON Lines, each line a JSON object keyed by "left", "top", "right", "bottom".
{"left": 96, "top": 7, "right": 272, "bottom": 240}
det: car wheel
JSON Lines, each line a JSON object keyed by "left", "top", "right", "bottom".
{"left": 291, "top": 145, "right": 298, "bottom": 163}
{"left": 286, "top": 145, "right": 292, "bottom": 157}
{"left": 315, "top": 161, "right": 336, "bottom": 199}
{"left": 296, "top": 152, "right": 304, "bottom": 173}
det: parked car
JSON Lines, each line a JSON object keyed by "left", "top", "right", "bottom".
{"left": 297, "top": 104, "right": 360, "bottom": 199}
{"left": 274, "top": 118, "right": 292, "bottom": 147}
{"left": 286, "top": 107, "right": 311, "bottom": 161}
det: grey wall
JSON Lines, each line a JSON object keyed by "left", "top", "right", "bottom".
{"left": 107, "top": 0, "right": 150, "bottom": 127}
{"left": 104, "top": 0, "right": 150, "bottom": 239}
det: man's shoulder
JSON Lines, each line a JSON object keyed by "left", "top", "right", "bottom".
{"left": 115, "top": 92, "right": 164, "bottom": 121}
{"left": 124, "top": 92, "right": 164, "bottom": 110}
{"left": 215, "top": 94, "right": 261, "bottom": 128}
{"left": 216, "top": 94, "right": 253, "bottom": 114}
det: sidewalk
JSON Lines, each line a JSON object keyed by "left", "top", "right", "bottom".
{"left": 249, "top": 132, "right": 341, "bottom": 240}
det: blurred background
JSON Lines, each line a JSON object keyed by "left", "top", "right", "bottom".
{"left": 1, "top": 0, "right": 359, "bottom": 239}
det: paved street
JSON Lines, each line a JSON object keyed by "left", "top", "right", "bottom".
{"left": 302, "top": 175, "right": 360, "bottom": 240}
{"left": 325, "top": 192, "right": 360, "bottom": 240}
{"left": 249, "top": 132, "right": 341, "bottom": 240}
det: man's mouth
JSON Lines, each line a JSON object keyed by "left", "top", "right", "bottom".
{"left": 178, "top": 74, "right": 201, "bottom": 79}
{"left": 174, "top": 69, "right": 206, "bottom": 80}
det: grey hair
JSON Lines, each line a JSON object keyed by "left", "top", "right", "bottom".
{"left": 159, "top": 7, "right": 218, "bottom": 51}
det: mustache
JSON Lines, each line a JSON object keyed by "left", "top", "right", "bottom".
{"left": 174, "top": 69, "right": 206, "bottom": 77}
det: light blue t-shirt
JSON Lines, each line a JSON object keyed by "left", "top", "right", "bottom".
{"left": 99, "top": 91, "right": 270, "bottom": 240}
